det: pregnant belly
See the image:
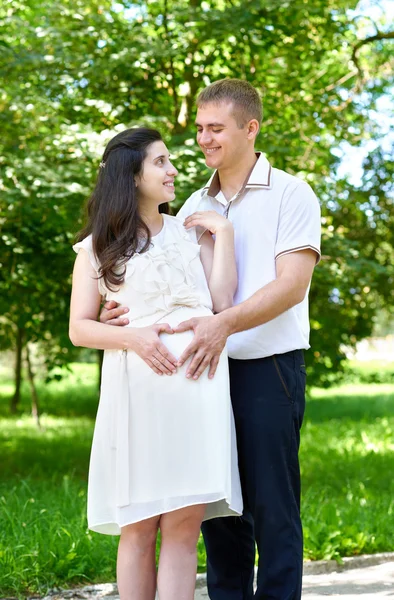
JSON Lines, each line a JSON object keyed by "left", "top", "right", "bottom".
{"left": 157, "top": 305, "right": 214, "bottom": 361}
{"left": 102, "top": 305, "right": 222, "bottom": 380}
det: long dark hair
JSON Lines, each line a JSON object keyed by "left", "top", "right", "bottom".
{"left": 77, "top": 127, "right": 169, "bottom": 291}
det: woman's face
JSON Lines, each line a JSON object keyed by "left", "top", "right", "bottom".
{"left": 136, "top": 141, "right": 178, "bottom": 207}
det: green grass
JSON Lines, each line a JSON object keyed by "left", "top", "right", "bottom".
{"left": 345, "top": 359, "right": 394, "bottom": 385}
{"left": 1, "top": 362, "right": 394, "bottom": 597}
{"left": 301, "top": 383, "right": 394, "bottom": 561}
{"left": 0, "top": 363, "right": 99, "bottom": 419}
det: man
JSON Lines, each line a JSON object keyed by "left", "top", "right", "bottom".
{"left": 102, "top": 79, "right": 321, "bottom": 599}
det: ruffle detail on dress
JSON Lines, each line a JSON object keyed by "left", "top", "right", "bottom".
{"left": 124, "top": 220, "right": 202, "bottom": 312}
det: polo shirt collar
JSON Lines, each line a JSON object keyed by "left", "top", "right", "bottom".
{"left": 202, "top": 152, "right": 272, "bottom": 199}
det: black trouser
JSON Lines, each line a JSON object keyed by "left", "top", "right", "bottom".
{"left": 201, "top": 351, "right": 306, "bottom": 600}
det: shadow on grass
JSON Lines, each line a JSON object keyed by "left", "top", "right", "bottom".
{"left": 305, "top": 389, "right": 394, "bottom": 423}
{"left": 301, "top": 438, "right": 394, "bottom": 493}
{"left": 300, "top": 414, "right": 394, "bottom": 559}
{"left": 0, "top": 417, "right": 93, "bottom": 480}
{"left": 0, "top": 363, "right": 99, "bottom": 419}
{"left": 301, "top": 444, "right": 394, "bottom": 560}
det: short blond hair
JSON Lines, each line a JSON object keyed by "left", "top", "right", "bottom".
{"left": 196, "top": 79, "right": 262, "bottom": 129}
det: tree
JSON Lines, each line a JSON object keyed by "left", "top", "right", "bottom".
{"left": 0, "top": 0, "right": 393, "bottom": 394}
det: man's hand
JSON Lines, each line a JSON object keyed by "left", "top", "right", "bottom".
{"left": 183, "top": 210, "right": 232, "bottom": 235}
{"left": 130, "top": 323, "right": 178, "bottom": 376}
{"left": 173, "top": 314, "right": 231, "bottom": 380}
{"left": 100, "top": 300, "right": 129, "bottom": 326}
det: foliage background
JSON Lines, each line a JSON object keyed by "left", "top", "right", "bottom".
{"left": 1, "top": 1, "right": 394, "bottom": 597}
{"left": 0, "top": 0, "right": 393, "bottom": 389}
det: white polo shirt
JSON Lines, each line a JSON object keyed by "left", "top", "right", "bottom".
{"left": 176, "top": 153, "right": 321, "bottom": 360}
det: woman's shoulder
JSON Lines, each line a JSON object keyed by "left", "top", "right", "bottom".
{"left": 72, "top": 235, "right": 101, "bottom": 273}
{"left": 163, "top": 213, "right": 198, "bottom": 245}
{"left": 164, "top": 213, "right": 183, "bottom": 228}
{"left": 73, "top": 234, "right": 93, "bottom": 253}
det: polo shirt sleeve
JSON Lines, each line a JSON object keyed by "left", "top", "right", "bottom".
{"left": 275, "top": 182, "right": 321, "bottom": 264}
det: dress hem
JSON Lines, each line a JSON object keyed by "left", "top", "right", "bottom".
{"left": 89, "top": 494, "right": 242, "bottom": 536}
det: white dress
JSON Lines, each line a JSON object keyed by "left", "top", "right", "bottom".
{"left": 73, "top": 214, "right": 243, "bottom": 535}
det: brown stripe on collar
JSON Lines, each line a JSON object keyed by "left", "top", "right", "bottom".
{"left": 246, "top": 164, "right": 272, "bottom": 189}
{"left": 205, "top": 170, "right": 221, "bottom": 197}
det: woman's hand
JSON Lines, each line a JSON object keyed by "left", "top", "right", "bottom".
{"left": 128, "top": 323, "right": 178, "bottom": 376}
{"left": 183, "top": 211, "right": 233, "bottom": 235}
{"left": 98, "top": 302, "right": 177, "bottom": 375}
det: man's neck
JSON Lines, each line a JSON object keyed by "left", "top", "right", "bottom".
{"left": 217, "top": 150, "right": 258, "bottom": 201}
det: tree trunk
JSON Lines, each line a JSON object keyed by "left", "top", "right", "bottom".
{"left": 10, "top": 326, "right": 24, "bottom": 414}
{"left": 26, "top": 344, "right": 41, "bottom": 429}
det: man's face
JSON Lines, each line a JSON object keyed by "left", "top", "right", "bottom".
{"left": 195, "top": 102, "right": 249, "bottom": 171}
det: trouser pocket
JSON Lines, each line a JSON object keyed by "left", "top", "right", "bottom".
{"left": 272, "top": 354, "right": 292, "bottom": 400}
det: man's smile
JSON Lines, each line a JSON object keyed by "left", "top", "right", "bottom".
{"left": 204, "top": 147, "right": 221, "bottom": 154}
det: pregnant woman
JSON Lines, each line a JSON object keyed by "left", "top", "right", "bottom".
{"left": 69, "top": 127, "right": 242, "bottom": 600}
